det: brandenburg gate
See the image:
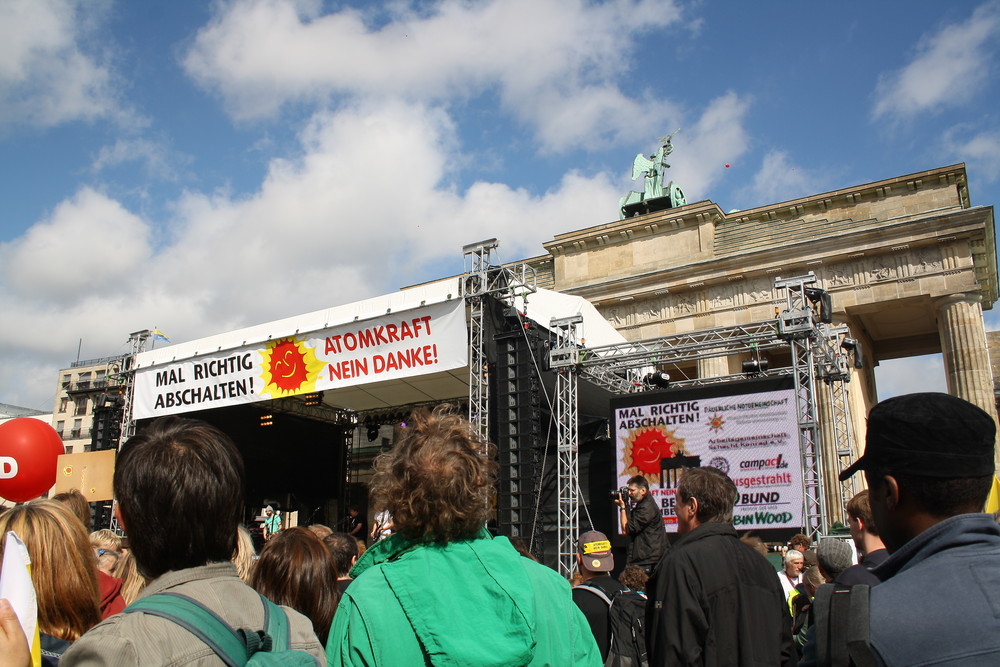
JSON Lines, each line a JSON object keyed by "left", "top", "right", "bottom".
{"left": 527, "top": 162, "right": 997, "bottom": 522}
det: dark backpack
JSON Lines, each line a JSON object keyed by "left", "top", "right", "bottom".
{"left": 811, "top": 583, "right": 878, "bottom": 667}
{"left": 575, "top": 581, "right": 649, "bottom": 667}
{"left": 123, "top": 591, "right": 319, "bottom": 666}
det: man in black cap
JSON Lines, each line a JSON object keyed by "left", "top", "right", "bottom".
{"left": 572, "top": 530, "right": 625, "bottom": 663}
{"left": 812, "top": 392, "right": 1000, "bottom": 665}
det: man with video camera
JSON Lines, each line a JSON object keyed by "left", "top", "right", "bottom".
{"left": 614, "top": 475, "right": 669, "bottom": 574}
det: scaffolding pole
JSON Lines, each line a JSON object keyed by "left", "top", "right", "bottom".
{"left": 109, "top": 329, "right": 151, "bottom": 534}
{"left": 775, "top": 274, "right": 826, "bottom": 538}
{"left": 549, "top": 315, "right": 583, "bottom": 578}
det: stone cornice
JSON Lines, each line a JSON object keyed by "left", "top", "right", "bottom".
{"left": 543, "top": 200, "right": 723, "bottom": 255}
{"left": 565, "top": 204, "right": 995, "bottom": 305}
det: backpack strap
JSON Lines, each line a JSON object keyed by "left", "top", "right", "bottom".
{"left": 845, "top": 585, "right": 878, "bottom": 667}
{"left": 573, "top": 583, "right": 613, "bottom": 606}
{"left": 124, "top": 592, "right": 247, "bottom": 667}
{"left": 260, "top": 595, "right": 291, "bottom": 651}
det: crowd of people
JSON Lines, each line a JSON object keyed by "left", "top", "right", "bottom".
{"left": 0, "top": 391, "right": 997, "bottom": 665}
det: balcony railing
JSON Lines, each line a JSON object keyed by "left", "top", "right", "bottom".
{"left": 65, "top": 379, "right": 112, "bottom": 393}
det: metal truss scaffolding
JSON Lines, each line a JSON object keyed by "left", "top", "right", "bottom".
{"left": 463, "top": 239, "right": 537, "bottom": 444}
{"left": 109, "top": 329, "right": 151, "bottom": 533}
{"left": 774, "top": 275, "right": 826, "bottom": 538}
{"left": 547, "top": 272, "right": 860, "bottom": 546}
{"left": 549, "top": 315, "right": 583, "bottom": 577}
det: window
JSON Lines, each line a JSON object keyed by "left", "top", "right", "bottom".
{"left": 59, "top": 397, "right": 70, "bottom": 413}
{"left": 61, "top": 374, "right": 71, "bottom": 389}
{"left": 56, "top": 420, "right": 65, "bottom": 438}
{"left": 77, "top": 372, "right": 91, "bottom": 390}
{"left": 75, "top": 397, "right": 88, "bottom": 416}
{"left": 71, "top": 419, "right": 83, "bottom": 439}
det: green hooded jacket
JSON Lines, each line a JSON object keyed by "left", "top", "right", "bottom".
{"left": 325, "top": 530, "right": 601, "bottom": 666}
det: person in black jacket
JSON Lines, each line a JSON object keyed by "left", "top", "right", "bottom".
{"left": 646, "top": 467, "right": 795, "bottom": 667}
{"left": 614, "top": 475, "right": 669, "bottom": 574}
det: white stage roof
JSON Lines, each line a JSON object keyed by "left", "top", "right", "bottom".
{"left": 133, "top": 278, "right": 624, "bottom": 415}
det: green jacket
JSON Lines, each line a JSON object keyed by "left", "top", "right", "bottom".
{"left": 325, "top": 530, "right": 601, "bottom": 666}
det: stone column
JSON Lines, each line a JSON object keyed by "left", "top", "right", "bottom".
{"left": 815, "top": 385, "right": 846, "bottom": 527}
{"left": 697, "top": 354, "right": 729, "bottom": 379}
{"left": 936, "top": 292, "right": 1000, "bottom": 465}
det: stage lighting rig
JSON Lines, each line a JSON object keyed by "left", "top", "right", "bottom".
{"left": 841, "top": 337, "right": 864, "bottom": 369}
{"left": 741, "top": 358, "right": 769, "bottom": 375}
{"left": 642, "top": 371, "right": 671, "bottom": 389}
{"left": 804, "top": 287, "right": 833, "bottom": 323}
{"left": 367, "top": 424, "right": 380, "bottom": 442}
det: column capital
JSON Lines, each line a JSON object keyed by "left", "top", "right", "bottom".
{"left": 934, "top": 291, "right": 983, "bottom": 311}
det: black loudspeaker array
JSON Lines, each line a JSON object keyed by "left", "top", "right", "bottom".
{"left": 493, "top": 324, "right": 545, "bottom": 556}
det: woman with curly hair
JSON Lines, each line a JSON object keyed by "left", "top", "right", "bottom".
{"left": 0, "top": 500, "right": 102, "bottom": 664}
{"left": 250, "top": 526, "right": 339, "bottom": 645}
{"left": 325, "top": 405, "right": 600, "bottom": 666}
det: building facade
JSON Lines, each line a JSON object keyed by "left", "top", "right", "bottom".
{"left": 523, "top": 163, "right": 996, "bottom": 523}
{"left": 51, "top": 356, "right": 126, "bottom": 454}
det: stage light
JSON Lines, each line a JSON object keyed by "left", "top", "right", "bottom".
{"left": 842, "top": 337, "right": 864, "bottom": 369}
{"left": 804, "top": 287, "right": 833, "bottom": 323}
{"left": 643, "top": 371, "right": 671, "bottom": 388}
{"left": 259, "top": 414, "right": 273, "bottom": 427}
{"left": 367, "top": 425, "right": 380, "bottom": 442}
{"left": 742, "top": 359, "right": 769, "bottom": 375}
{"left": 303, "top": 392, "right": 323, "bottom": 406}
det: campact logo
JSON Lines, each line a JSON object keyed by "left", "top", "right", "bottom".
{"left": 739, "top": 454, "right": 789, "bottom": 470}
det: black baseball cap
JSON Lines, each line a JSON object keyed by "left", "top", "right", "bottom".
{"left": 839, "top": 392, "right": 996, "bottom": 482}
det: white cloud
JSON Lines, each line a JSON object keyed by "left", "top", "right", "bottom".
{"left": 943, "top": 125, "right": 1000, "bottom": 183}
{"left": 735, "top": 149, "right": 828, "bottom": 209}
{"left": 668, "top": 92, "right": 752, "bottom": 203}
{"left": 872, "top": 1, "right": 1000, "bottom": 120}
{"left": 91, "top": 138, "right": 184, "bottom": 181}
{"left": 874, "top": 354, "right": 948, "bottom": 400}
{"left": 0, "top": 100, "right": 626, "bottom": 408}
{"left": 182, "top": 0, "right": 683, "bottom": 152}
{"left": 0, "top": 0, "right": 126, "bottom": 128}
{"left": 0, "top": 188, "right": 152, "bottom": 302}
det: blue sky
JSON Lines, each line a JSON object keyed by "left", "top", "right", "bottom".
{"left": 2, "top": 0, "right": 999, "bottom": 410}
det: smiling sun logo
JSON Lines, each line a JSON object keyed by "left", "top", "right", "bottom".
{"left": 708, "top": 413, "right": 726, "bottom": 432}
{"left": 622, "top": 426, "right": 688, "bottom": 485}
{"left": 260, "top": 338, "right": 323, "bottom": 397}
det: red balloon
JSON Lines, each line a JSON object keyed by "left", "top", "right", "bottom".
{"left": 0, "top": 418, "right": 65, "bottom": 502}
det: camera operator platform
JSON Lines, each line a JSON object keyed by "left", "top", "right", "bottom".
{"left": 614, "top": 475, "right": 670, "bottom": 574}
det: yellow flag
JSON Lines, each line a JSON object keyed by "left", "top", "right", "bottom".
{"left": 985, "top": 475, "right": 1000, "bottom": 514}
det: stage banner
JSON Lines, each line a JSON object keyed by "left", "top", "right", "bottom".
{"left": 611, "top": 379, "right": 802, "bottom": 532}
{"left": 133, "top": 300, "right": 467, "bottom": 419}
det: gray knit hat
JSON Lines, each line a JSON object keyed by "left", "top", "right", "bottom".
{"left": 816, "top": 538, "right": 853, "bottom": 577}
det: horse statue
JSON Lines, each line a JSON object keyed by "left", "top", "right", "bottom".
{"left": 619, "top": 129, "right": 687, "bottom": 219}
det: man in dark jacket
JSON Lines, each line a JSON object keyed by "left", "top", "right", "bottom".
{"left": 820, "top": 392, "right": 1000, "bottom": 664}
{"left": 833, "top": 489, "right": 887, "bottom": 587}
{"left": 614, "top": 474, "right": 669, "bottom": 573}
{"left": 646, "top": 466, "right": 794, "bottom": 667}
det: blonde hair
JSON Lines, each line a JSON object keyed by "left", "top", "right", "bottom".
{"left": 89, "top": 529, "right": 122, "bottom": 551}
{"left": 112, "top": 550, "right": 147, "bottom": 605}
{"left": 232, "top": 524, "right": 257, "bottom": 582}
{"left": 0, "top": 500, "right": 101, "bottom": 640}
